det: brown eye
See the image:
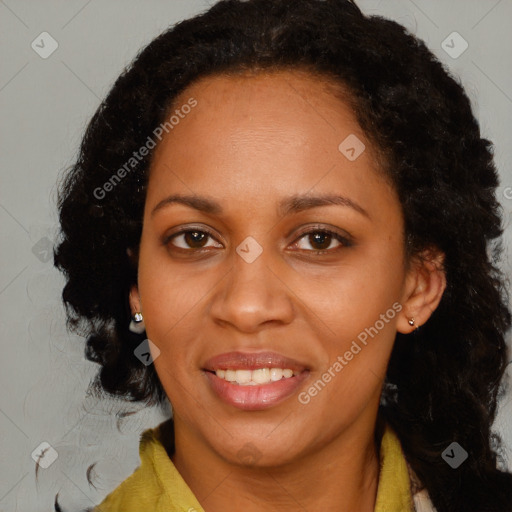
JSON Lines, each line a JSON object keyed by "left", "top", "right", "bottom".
{"left": 183, "top": 231, "right": 207, "bottom": 248}
{"left": 306, "top": 232, "right": 335, "bottom": 250}
{"left": 166, "top": 230, "right": 222, "bottom": 250}
{"left": 292, "top": 228, "right": 352, "bottom": 254}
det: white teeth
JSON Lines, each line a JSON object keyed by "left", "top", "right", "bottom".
{"left": 270, "top": 368, "right": 283, "bottom": 381}
{"left": 235, "top": 369, "right": 252, "bottom": 384}
{"left": 252, "top": 368, "right": 270, "bottom": 383}
{"left": 214, "top": 367, "right": 297, "bottom": 385}
{"left": 225, "top": 370, "right": 237, "bottom": 382}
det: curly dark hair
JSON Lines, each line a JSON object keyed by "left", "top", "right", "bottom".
{"left": 53, "top": 0, "right": 512, "bottom": 510}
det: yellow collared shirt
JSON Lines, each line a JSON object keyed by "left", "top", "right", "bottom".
{"left": 94, "top": 420, "right": 416, "bottom": 512}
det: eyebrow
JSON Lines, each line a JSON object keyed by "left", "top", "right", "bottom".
{"left": 151, "top": 193, "right": 370, "bottom": 219}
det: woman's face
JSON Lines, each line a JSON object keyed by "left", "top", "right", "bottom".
{"left": 136, "top": 69, "right": 417, "bottom": 466}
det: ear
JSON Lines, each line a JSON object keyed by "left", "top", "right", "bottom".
{"left": 129, "top": 285, "right": 142, "bottom": 315}
{"left": 397, "top": 248, "right": 446, "bottom": 334}
{"left": 127, "top": 247, "right": 142, "bottom": 315}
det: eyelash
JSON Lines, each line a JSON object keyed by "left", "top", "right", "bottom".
{"left": 163, "top": 225, "right": 352, "bottom": 256}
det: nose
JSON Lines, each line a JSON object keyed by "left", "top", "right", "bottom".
{"left": 209, "top": 247, "right": 295, "bottom": 334}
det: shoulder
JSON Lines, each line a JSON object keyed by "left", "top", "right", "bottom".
{"left": 379, "top": 419, "right": 437, "bottom": 512}
{"left": 92, "top": 426, "right": 164, "bottom": 511}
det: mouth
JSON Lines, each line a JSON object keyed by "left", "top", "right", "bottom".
{"left": 202, "top": 351, "right": 310, "bottom": 411}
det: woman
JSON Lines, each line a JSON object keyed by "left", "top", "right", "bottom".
{"left": 54, "top": 0, "right": 512, "bottom": 510}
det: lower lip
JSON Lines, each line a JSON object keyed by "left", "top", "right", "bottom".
{"left": 204, "top": 371, "right": 310, "bottom": 411}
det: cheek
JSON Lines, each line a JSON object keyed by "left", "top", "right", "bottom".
{"left": 299, "top": 309, "right": 398, "bottom": 429}
{"left": 137, "top": 232, "right": 206, "bottom": 328}
{"left": 308, "top": 247, "right": 403, "bottom": 337}
{"left": 137, "top": 249, "right": 228, "bottom": 390}
{"left": 304, "top": 240, "right": 404, "bottom": 390}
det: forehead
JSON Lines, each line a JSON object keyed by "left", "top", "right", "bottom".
{"left": 168, "top": 69, "right": 363, "bottom": 145}
{"left": 145, "top": 69, "right": 395, "bottom": 220}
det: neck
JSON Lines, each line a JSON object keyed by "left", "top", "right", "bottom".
{"left": 169, "top": 411, "right": 382, "bottom": 512}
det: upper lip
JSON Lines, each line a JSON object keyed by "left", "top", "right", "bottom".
{"left": 203, "top": 351, "right": 308, "bottom": 372}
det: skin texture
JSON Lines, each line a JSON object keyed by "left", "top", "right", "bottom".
{"left": 130, "top": 70, "right": 446, "bottom": 512}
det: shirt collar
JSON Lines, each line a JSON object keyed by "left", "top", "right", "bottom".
{"left": 98, "top": 416, "right": 416, "bottom": 511}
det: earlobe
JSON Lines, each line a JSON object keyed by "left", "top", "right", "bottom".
{"left": 397, "top": 250, "right": 446, "bottom": 334}
{"left": 128, "top": 285, "right": 145, "bottom": 334}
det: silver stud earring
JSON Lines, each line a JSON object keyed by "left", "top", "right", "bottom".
{"left": 129, "top": 312, "right": 145, "bottom": 334}
{"left": 408, "top": 318, "right": 415, "bottom": 327}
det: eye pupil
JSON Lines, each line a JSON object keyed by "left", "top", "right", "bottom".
{"left": 185, "top": 231, "right": 207, "bottom": 248}
{"left": 309, "top": 232, "right": 331, "bottom": 250}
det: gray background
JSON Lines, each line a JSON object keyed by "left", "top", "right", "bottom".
{"left": 1, "top": 0, "right": 511, "bottom": 510}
